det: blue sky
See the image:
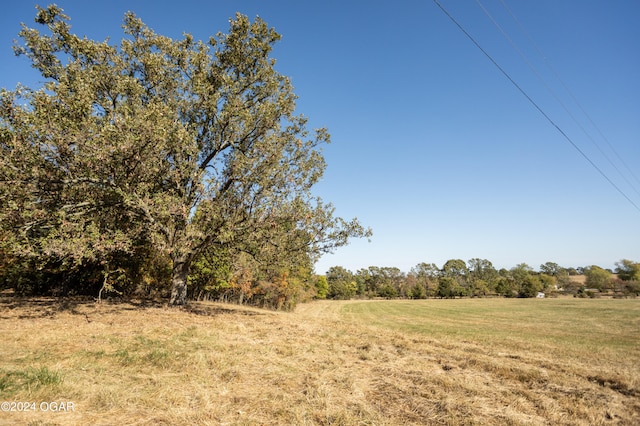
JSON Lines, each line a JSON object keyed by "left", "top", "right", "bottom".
{"left": 2, "top": 1, "right": 638, "bottom": 273}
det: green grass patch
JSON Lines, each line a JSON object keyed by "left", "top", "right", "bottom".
{"left": 144, "top": 348, "right": 170, "bottom": 367}
{"left": 341, "top": 298, "right": 640, "bottom": 360}
{"left": 0, "top": 366, "right": 63, "bottom": 395}
{"left": 69, "top": 327, "right": 218, "bottom": 375}
{"left": 112, "top": 344, "right": 168, "bottom": 367}
{"left": 114, "top": 348, "right": 137, "bottom": 366}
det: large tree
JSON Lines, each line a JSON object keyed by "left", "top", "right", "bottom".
{"left": 0, "top": 5, "right": 369, "bottom": 305}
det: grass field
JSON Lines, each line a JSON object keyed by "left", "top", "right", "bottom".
{"left": 0, "top": 296, "right": 638, "bottom": 425}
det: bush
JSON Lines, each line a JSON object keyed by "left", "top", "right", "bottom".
{"left": 378, "top": 283, "right": 398, "bottom": 299}
{"left": 624, "top": 281, "right": 640, "bottom": 297}
{"left": 408, "top": 283, "right": 427, "bottom": 299}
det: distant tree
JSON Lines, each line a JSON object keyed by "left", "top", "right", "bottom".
{"left": 518, "top": 275, "right": 543, "bottom": 298}
{"left": 468, "top": 258, "right": 498, "bottom": 296}
{"left": 554, "top": 268, "right": 571, "bottom": 290}
{"left": 411, "top": 262, "right": 440, "bottom": 279}
{"left": 615, "top": 259, "right": 640, "bottom": 281}
{"left": 409, "top": 262, "right": 439, "bottom": 297}
{"left": 354, "top": 268, "right": 371, "bottom": 296}
{"left": 0, "top": 6, "right": 370, "bottom": 304}
{"left": 538, "top": 273, "right": 556, "bottom": 293}
{"left": 378, "top": 283, "right": 398, "bottom": 299}
{"left": 566, "top": 267, "right": 579, "bottom": 276}
{"left": 326, "top": 266, "right": 356, "bottom": 299}
{"left": 540, "top": 262, "right": 564, "bottom": 276}
{"left": 495, "top": 275, "right": 517, "bottom": 298}
{"left": 407, "top": 280, "right": 427, "bottom": 299}
{"left": 470, "top": 279, "right": 490, "bottom": 297}
{"left": 585, "top": 266, "right": 613, "bottom": 291}
{"left": 441, "top": 259, "right": 468, "bottom": 278}
{"left": 559, "top": 274, "right": 581, "bottom": 295}
{"left": 358, "top": 266, "right": 405, "bottom": 298}
{"left": 513, "top": 263, "right": 534, "bottom": 273}
{"left": 468, "top": 258, "right": 497, "bottom": 280}
{"left": 623, "top": 280, "right": 640, "bottom": 296}
{"left": 437, "top": 277, "right": 456, "bottom": 299}
{"left": 355, "top": 267, "right": 376, "bottom": 296}
{"left": 509, "top": 263, "right": 534, "bottom": 297}
{"left": 381, "top": 267, "right": 405, "bottom": 297}
{"left": 441, "top": 259, "right": 468, "bottom": 295}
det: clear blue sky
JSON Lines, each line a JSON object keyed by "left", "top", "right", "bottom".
{"left": 2, "top": 1, "right": 638, "bottom": 273}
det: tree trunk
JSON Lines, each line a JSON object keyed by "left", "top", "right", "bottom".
{"left": 170, "top": 257, "right": 190, "bottom": 305}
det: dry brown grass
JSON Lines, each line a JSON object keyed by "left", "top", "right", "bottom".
{"left": 0, "top": 296, "right": 638, "bottom": 425}
{"left": 569, "top": 275, "right": 587, "bottom": 285}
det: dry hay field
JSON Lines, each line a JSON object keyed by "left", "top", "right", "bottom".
{"left": 0, "top": 296, "right": 638, "bottom": 425}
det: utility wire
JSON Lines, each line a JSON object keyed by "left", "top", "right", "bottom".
{"left": 476, "top": 0, "right": 640, "bottom": 200}
{"left": 432, "top": 0, "right": 640, "bottom": 214}
{"left": 498, "top": 0, "right": 640, "bottom": 191}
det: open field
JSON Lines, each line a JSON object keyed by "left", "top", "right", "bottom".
{"left": 0, "top": 296, "right": 638, "bottom": 425}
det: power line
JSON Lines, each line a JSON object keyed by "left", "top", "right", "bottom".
{"left": 497, "top": 0, "right": 640, "bottom": 194}
{"left": 432, "top": 0, "right": 640, "bottom": 214}
{"left": 476, "top": 0, "right": 640, "bottom": 200}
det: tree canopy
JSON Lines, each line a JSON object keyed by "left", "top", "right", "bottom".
{"left": 0, "top": 5, "right": 370, "bottom": 305}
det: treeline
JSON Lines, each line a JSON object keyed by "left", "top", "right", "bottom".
{"left": 319, "top": 259, "right": 640, "bottom": 300}
{"left": 0, "top": 242, "right": 321, "bottom": 311}
{"left": 2, "top": 252, "right": 638, "bottom": 308}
